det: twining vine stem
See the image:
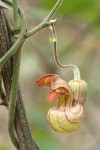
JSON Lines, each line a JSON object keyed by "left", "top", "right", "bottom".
{"left": 0, "top": 0, "right": 27, "bottom": 66}
{"left": 25, "top": 0, "right": 63, "bottom": 37}
{"left": 50, "top": 23, "right": 81, "bottom": 80}
{"left": 8, "top": 48, "right": 21, "bottom": 149}
{"left": 8, "top": 0, "right": 21, "bottom": 149}
{"left": 12, "top": 0, "right": 19, "bottom": 30}
{"left": 1, "top": 0, "right": 63, "bottom": 66}
{"left": 0, "top": 0, "right": 64, "bottom": 150}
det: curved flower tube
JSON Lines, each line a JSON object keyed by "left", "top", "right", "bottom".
{"left": 36, "top": 74, "right": 87, "bottom": 134}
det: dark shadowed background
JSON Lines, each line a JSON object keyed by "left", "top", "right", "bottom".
{"left": 0, "top": 0, "right": 100, "bottom": 149}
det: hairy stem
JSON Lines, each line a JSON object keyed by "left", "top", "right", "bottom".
{"left": 51, "top": 23, "right": 81, "bottom": 80}
{"left": 8, "top": 49, "right": 21, "bottom": 149}
{"left": 0, "top": 7, "right": 19, "bottom": 149}
{"left": 8, "top": 0, "right": 21, "bottom": 148}
{"left": 5, "top": 5, "right": 40, "bottom": 150}
{"left": 0, "top": 6, "right": 40, "bottom": 150}
{"left": 0, "top": 0, "right": 27, "bottom": 66}
{"left": 15, "top": 90, "right": 40, "bottom": 150}
{"left": 12, "top": 0, "right": 19, "bottom": 30}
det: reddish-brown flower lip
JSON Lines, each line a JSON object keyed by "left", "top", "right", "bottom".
{"left": 36, "top": 74, "right": 72, "bottom": 102}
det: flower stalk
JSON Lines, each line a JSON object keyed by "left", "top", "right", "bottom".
{"left": 50, "top": 23, "right": 81, "bottom": 80}
{"left": 26, "top": 0, "right": 63, "bottom": 38}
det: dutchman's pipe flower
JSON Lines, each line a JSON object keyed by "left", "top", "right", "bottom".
{"left": 36, "top": 74, "right": 87, "bottom": 134}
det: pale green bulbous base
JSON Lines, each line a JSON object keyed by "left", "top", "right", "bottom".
{"left": 47, "top": 79, "right": 87, "bottom": 134}
{"left": 47, "top": 107, "right": 83, "bottom": 134}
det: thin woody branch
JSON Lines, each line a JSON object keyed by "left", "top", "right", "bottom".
{"left": 0, "top": 0, "right": 64, "bottom": 66}
{"left": 0, "top": 0, "right": 63, "bottom": 66}
{"left": 50, "top": 23, "right": 81, "bottom": 80}
{"left": 26, "top": 0, "right": 63, "bottom": 38}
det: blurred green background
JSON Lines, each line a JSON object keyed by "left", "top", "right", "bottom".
{"left": 0, "top": 0, "right": 100, "bottom": 149}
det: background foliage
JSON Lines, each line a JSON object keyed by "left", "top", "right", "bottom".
{"left": 0, "top": 0, "right": 100, "bottom": 150}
